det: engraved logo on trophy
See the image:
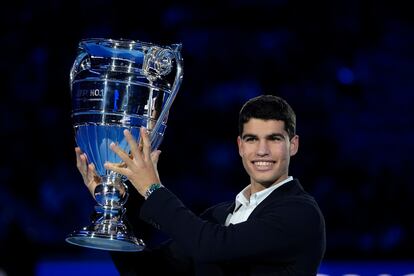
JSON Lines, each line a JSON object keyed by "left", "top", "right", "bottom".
{"left": 65, "top": 38, "right": 183, "bottom": 251}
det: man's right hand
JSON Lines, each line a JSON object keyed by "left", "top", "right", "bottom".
{"left": 75, "top": 147, "right": 101, "bottom": 197}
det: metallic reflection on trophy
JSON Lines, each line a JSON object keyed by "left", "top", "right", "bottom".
{"left": 65, "top": 38, "right": 183, "bottom": 251}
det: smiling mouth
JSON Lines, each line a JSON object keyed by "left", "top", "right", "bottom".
{"left": 252, "top": 161, "right": 275, "bottom": 170}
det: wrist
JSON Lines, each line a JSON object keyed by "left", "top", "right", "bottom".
{"left": 144, "top": 183, "right": 164, "bottom": 199}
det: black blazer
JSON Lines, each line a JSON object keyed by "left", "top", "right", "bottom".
{"left": 112, "top": 179, "right": 326, "bottom": 275}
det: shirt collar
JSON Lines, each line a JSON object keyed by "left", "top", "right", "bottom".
{"left": 234, "top": 176, "right": 293, "bottom": 209}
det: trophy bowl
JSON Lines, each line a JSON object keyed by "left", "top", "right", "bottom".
{"left": 65, "top": 38, "right": 183, "bottom": 251}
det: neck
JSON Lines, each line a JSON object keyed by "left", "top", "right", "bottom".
{"left": 250, "top": 176, "right": 289, "bottom": 195}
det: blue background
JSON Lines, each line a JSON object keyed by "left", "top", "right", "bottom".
{"left": 1, "top": 0, "right": 414, "bottom": 275}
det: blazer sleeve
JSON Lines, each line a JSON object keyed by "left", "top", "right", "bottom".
{"left": 139, "top": 187, "right": 324, "bottom": 263}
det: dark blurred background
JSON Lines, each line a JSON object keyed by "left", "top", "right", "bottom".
{"left": 1, "top": 0, "right": 414, "bottom": 275}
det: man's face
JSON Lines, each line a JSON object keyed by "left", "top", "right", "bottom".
{"left": 237, "top": 118, "right": 299, "bottom": 188}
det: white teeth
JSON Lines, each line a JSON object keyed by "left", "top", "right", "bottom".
{"left": 254, "top": 161, "right": 273, "bottom": 166}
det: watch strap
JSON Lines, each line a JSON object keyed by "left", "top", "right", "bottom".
{"left": 145, "top": 183, "right": 163, "bottom": 199}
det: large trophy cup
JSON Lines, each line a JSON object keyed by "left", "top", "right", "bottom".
{"left": 65, "top": 38, "right": 183, "bottom": 251}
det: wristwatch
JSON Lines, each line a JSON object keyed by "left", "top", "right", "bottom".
{"left": 145, "top": 183, "right": 163, "bottom": 199}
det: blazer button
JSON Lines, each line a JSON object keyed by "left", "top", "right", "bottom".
{"left": 153, "top": 223, "right": 161, "bottom": 230}
{"left": 149, "top": 219, "right": 161, "bottom": 230}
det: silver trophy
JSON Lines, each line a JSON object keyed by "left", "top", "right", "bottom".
{"left": 65, "top": 38, "right": 183, "bottom": 251}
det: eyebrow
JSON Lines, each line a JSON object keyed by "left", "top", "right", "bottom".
{"left": 241, "top": 133, "right": 285, "bottom": 140}
{"left": 241, "top": 134, "right": 257, "bottom": 140}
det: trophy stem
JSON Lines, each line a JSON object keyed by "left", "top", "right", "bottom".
{"left": 65, "top": 174, "right": 145, "bottom": 251}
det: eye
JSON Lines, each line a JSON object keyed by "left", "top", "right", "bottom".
{"left": 269, "top": 135, "right": 283, "bottom": 141}
{"left": 244, "top": 136, "right": 257, "bottom": 142}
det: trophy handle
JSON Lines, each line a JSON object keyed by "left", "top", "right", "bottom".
{"left": 149, "top": 44, "right": 184, "bottom": 145}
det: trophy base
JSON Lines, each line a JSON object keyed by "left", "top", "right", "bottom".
{"left": 66, "top": 176, "right": 145, "bottom": 252}
{"left": 66, "top": 228, "right": 145, "bottom": 252}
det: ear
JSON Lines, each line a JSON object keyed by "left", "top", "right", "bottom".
{"left": 289, "top": 135, "right": 299, "bottom": 156}
{"left": 237, "top": 136, "right": 243, "bottom": 157}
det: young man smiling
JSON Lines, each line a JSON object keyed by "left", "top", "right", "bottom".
{"left": 76, "top": 94, "right": 326, "bottom": 275}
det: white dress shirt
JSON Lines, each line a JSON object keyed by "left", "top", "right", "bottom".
{"left": 225, "top": 176, "right": 293, "bottom": 226}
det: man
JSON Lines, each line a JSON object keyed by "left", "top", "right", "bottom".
{"left": 76, "top": 95, "right": 326, "bottom": 275}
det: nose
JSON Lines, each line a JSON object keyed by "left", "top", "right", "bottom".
{"left": 256, "top": 140, "right": 270, "bottom": 156}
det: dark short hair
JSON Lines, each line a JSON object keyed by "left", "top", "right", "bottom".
{"left": 238, "top": 95, "right": 296, "bottom": 139}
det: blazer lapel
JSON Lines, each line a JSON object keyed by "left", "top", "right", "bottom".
{"left": 248, "top": 179, "right": 303, "bottom": 218}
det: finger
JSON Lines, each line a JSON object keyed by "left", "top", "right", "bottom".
{"left": 151, "top": 151, "right": 161, "bottom": 180}
{"left": 109, "top": 142, "right": 134, "bottom": 166}
{"left": 75, "top": 147, "right": 86, "bottom": 171}
{"left": 141, "top": 127, "right": 151, "bottom": 161}
{"left": 124, "top": 129, "right": 140, "bottom": 158}
{"left": 104, "top": 161, "right": 130, "bottom": 177}
{"left": 150, "top": 150, "right": 162, "bottom": 166}
{"left": 87, "top": 162, "right": 98, "bottom": 178}
{"left": 86, "top": 163, "right": 100, "bottom": 192}
{"left": 138, "top": 130, "right": 144, "bottom": 151}
{"left": 75, "top": 148, "right": 89, "bottom": 183}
